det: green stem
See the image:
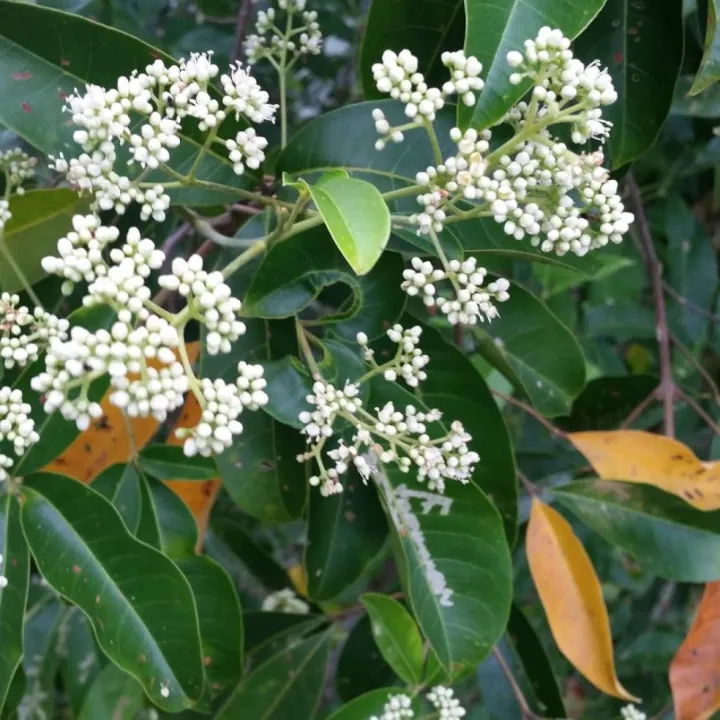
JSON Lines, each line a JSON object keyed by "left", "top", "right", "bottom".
{"left": 423, "top": 119, "right": 444, "bottom": 166}
{"left": 383, "top": 184, "right": 424, "bottom": 202}
{"left": 295, "top": 317, "right": 321, "bottom": 378}
{"left": 279, "top": 12, "right": 293, "bottom": 149}
{"left": 187, "top": 126, "right": 219, "bottom": 182}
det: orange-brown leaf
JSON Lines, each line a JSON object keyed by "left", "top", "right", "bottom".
{"left": 527, "top": 497, "right": 637, "bottom": 701}
{"left": 670, "top": 582, "right": 720, "bottom": 720}
{"left": 569, "top": 430, "right": 720, "bottom": 510}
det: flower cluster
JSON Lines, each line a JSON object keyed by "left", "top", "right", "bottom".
{"left": 401, "top": 257, "right": 510, "bottom": 326}
{"left": 244, "top": 0, "right": 323, "bottom": 65}
{"left": 620, "top": 706, "right": 646, "bottom": 720}
{"left": 261, "top": 588, "right": 310, "bottom": 614}
{"left": 369, "top": 688, "right": 466, "bottom": 720}
{"left": 0, "top": 553, "right": 7, "bottom": 589}
{"left": 51, "top": 51, "right": 276, "bottom": 216}
{"left": 0, "top": 387, "right": 39, "bottom": 482}
{"left": 297, "top": 327, "right": 478, "bottom": 496}
{"left": 0, "top": 293, "right": 69, "bottom": 370}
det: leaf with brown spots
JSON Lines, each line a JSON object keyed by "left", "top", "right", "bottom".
{"left": 569, "top": 430, "right": 720, "bottom": 510}
{"left": 670, "top": 582, "right": 720, "bottom": 720}
{"left": 527, "top": 498, "right": 637, "bottom": 701}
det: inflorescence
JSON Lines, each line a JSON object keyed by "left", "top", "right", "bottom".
{"left": 369, "top": 687, "right": 466, "bottom": 720}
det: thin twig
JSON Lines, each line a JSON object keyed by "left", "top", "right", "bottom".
{"left": 620, "top": 390, "right": 658, "bottom": 429}
{"left": 492, "top": 646, "right": 541, "bottom": 719}
{"left": 670, "top": 332, "right": 720, "bottom": 405}
{"left": 491, "top": 389, "right": 566, "bottom": 438}
{"left": 677, "top": 388, "right": 720, "bottom": 434}
{"left": 628, "top": 174, "right": 676, "bottom": 437}
{"left": 516, "top": 470, "right": 539, "bottom": 497}
{"left": 663, "top": 281, "right": 720, "bottom": 324}
{"left": 230, "top": 0, "right": 254, "bottom": 63}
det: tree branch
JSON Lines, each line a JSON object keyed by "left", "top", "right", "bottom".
{"left": 491, "top": 389, "right": 566, "bottom": 438}
{"left": 663, "top": 281, "right": 720, "bottom": 324}
{"left": 492, "top": 646, "right": 542, "bottom": 720}
{"left": 230, "top": 0, "right": 254, "bottom": 63}
{"left": 628, "top": 174, "right": 676, "bottom": 437}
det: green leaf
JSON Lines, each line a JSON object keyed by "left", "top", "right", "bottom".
{"left": 554, "top": 480, "right": 720, "bottom": 582}
{"left": 138, "top": 445, "right": 218, "bottom": 482}
{"left": 304, "top": 176, "right": 390, "bottom": 276}
{"left": 0, "top": 1, "right": 244, "bottom": 206}
{"left": 136, "top": 470, "right": 162, "bottom": 549}
{"left": 243, "top": 612, "right": 326, "bottom": 664}
{"left": 326, "top": 688, "right": 422, "bottom": 720}
{"left": 144, "top": 474, "right": 198, "bottom": 561}
{"left": 0, "top": 495, "right": 29, "bottom": 716}
{"left": 59, "top": 610, "right": 103, "bottom": 718}
{"left": 371, "top": 450, "right": 512, "bottom": 671}
{"left": 471, "top": 282, "right": 586, "bottom": 417}
{"left": 336, "top": 615, "right": 395, "bottom": 702}
{"left": 533, "top": 254, "right": 634, "bottom": 299}
{"left": 242, "top": 227, "right": 406, "bottom": 335}
{"left": 360, "top": 593, "right": 424, "bottom": 685}
{"left": 91, "top": 464, "right": 142, "bottom": 534}
{"left": 557, "top": 375, "right": 658, "bottom": 431}
{"left": 463, "top": 0, "right": 606, "bottom": 128}
{"left": 673, "top": 75, "right": 720, "bottom": 116}
{"left": 78, "top": 663, "right": 144, "bottom": 720}
{"left": 689, "top": 0, "right": 720, "bottom": 94}
{"left": 360, "top": 0, "right": 464, "bottom": 98}
{"left": 216, "top": 631, "right": 332, "bottom": 720}
{"left": 305, "top": 468, "right": 388, "bottom": 602}
{"left": 19, "top": 472, "right": 206, "bottom": 711}
{"left": 278, "top": 101, "right": 607, "bottom": 276}
{"left": 176, "top": 556, "right": 243, "bottom": 694}
{"left": 0, "top": 189, "right": 89, "bottom": 293}
{"left": 20, "top": 601, "right": 64, "bottom": 720}
{"left": 0, "top": 666, "right": 24, "bottom": 720}
{"left": 575, "top": 0, "right": 685, "bottom": 168}
{"left": 409, "top": 321, "right": 517, "bottom": 541}
{"left": 477, "top": 604, "right": 565, "bottom": 719}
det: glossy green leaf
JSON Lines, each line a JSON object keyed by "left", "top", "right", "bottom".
{"left": 673, "top": 75, "right": 720, "bottom": 116}
{"left": 533, "top": 254, "right": 635, "bottom": 299}
{"left": 477, "top": 604, "right": 565, "bottom": 719}
{"left": 145, "top": 474, "right": 198, "bottom": 560}
{"left": 0, "top": 666, "right": 24, "bottom": 720}
{"left": 409, "top": 321, "right": 517, "bottom": 541}
{"left": 0, "top": 189, "right": 89, "bottom": 293}
{"left": 326, "top": 688, "right": 422, "bottom": 720}
{"left": 360, "top": 0, "right": 464, "bottom": 97}
{"left": 336, "top": 615, "right": 396, "bottom": 702}
{"left": 20, "top": 601, "right": 63, "bottom": 720}
{"left": 0, "top": 495, "right": 29, "bottom": 716}
{"left": 554, "top": 480, "right": 720, "bottom": 582}
{"left": 369, "top": 399, "right": 513, "bottom": 672}
{"left": 78, "top": 663, "right": 144, "bottom": 720}
{"left": 690, "top": 0, "right": 720, "bottom": 94}
{"left": 243, "top": 227, "right": 406, "bottom": 337}
{"left": 176, "top": 556, "right": 243, "bottom": 694}
{"left": 304, "top": 176, "right": 390, "bottom": 276}
{"left": 91, "top": 464, "right": 142, "bottom": 534}
{"left": 243, "top": 612, "right": 326, "bottom": 665}
{"left": 305, "top": 468, "right": 388, "bottom": 602}
{"left": 463, "top": 0, "right": 606, "bottom": 128}
{"left": 216, "top": 631, "right": 332, "bottom": 720}
{"left": 135, "top": 470, "right": 162, "bottom": 549}
{"left": 19, "top": 472, "right": 205, "bottom": 711}
{"left": 471, "top": 282, "right": 586, "bottom": 417}
{"left": 360, "top": 593, "right": 424, "bottom": 685}
{"left": 278, "top": 101, "right": 607, "bottom": 276}
{"left": 138, "top": 445, "right": 218, "bottom": 482}
{"left": 575, "top": 0, "right": 685, "bottom": 167}
{"left": 60, "top": 610, "right": 104, "bottom": 718}
{"left": 0, "top": 1, "right": 244, "bottom": 206}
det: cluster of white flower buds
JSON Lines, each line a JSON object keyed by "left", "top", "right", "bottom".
{"left": 369, "top": 688, "right": 466, "bottom": 720}
{"left": 244, "top": 0, "right": 323, "bottom": 65}
{"left": 0, "top": 293, "right": 69, "bottom": 369}
{"left": 0, "top": 387, "right": 39, "bottom": 482}
{"left": 371, "top": 48, "right": 482, "bottom": 149}
{"left": 357, "top": 325, "right": 429, "bottom": 388}
{"left": 0, "top": 553, "right": 8, "bottom": 589}
{"left": 0, "top": 148, "right": 37, "bottom": 230}
{"left": 620, "top": 706, "right": 647, "bottom": 720}
{"left": 225, "top": 128, "right": 268, "bottom": 176}
{"left": 402, "top": 257, "right": 510, "bottom": 326}
{"left": 297, "top": 328, "right": 478, "bottom": 496}
{"left": 261, "top": 588, "right": 310, "bottom": 614}
{"left": 158, "top": 255, "right": 246, "bottom": 355}
{"left": 51, "top": 51, "right": 275, "bottom": 218}
{"left": 175, "top": 363, "right": 268, "bottom": 458}
{"left": 369, "top": 694, "right": 414, "bottom": 720}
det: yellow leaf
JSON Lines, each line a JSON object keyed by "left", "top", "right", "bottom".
{"left": 527, "top": 497, "right": 637, "bottom": 701}
{"left": 287, "top": 563, "right": 308, "bottom": 598}
{"left": 670, "top": 581, "right": 720, "bottom": 720}
{"left": 569, "top": 430, "right": 720, "bottom": 510}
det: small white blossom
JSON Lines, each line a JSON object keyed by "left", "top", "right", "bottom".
{"left": 221, "top": 62, "right": 277, "bottom": 123}
{"left": 369, "top": 694, "right": 414, "bottom": 720}
{"left": 427, "top": 686, "right": 466, "bottom": 719}
{"left": 225, "top": 128, "right": 268, "bottom": 175}
{"left": 621, "top": 706, "right": 647, "bottom": 720}
{"left": 0, "top": 386, "right": 40, "bottom": 458}
{"left": 0, "top": 454, "right": 12, "bottom": 483}
{"left": 261, "top": 588, "right": 310, "bottom": 613}
{"left": 0, "top": 148, "right": 37, "bottom": 189}
{"left": 441, "top": 50, "right": 484, "bottom": 106}
{"left": 401, "top": 257, "right": 510, "bottom": 326}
